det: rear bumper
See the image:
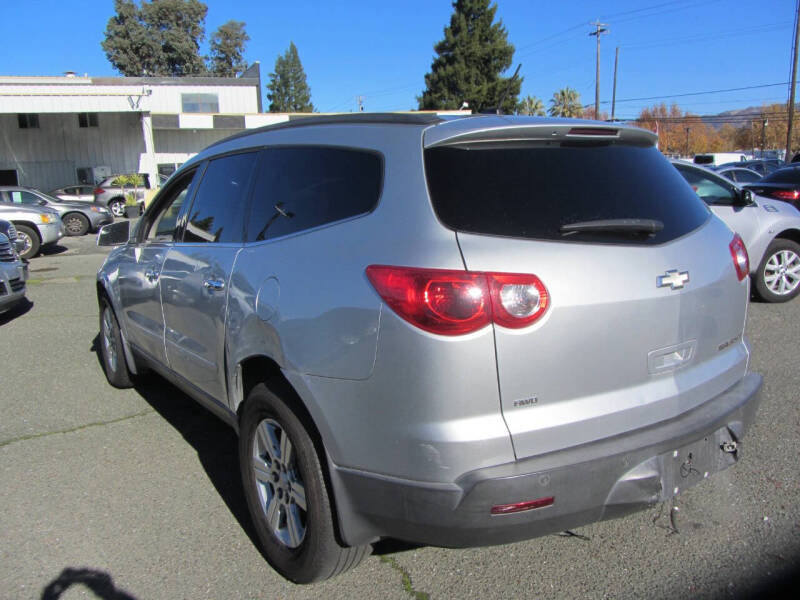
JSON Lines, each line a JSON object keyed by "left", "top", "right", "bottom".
{"left": 331, "top": 372, "right": 762, "bottom": 547}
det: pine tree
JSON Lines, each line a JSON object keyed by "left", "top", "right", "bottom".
{"left": 267, "top": 42, "right": 314, "bottom": 112}
{"left": 208, "top": 20, "right": 250, "bottom": 77}
{"left": 102, "top": 0, "right": 208, "bottom": 77}
{"left": 418, "top": 0, "right": 520, "bottom": 113}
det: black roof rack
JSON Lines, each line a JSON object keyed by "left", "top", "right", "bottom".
{"left": 207, "top": 112, "right": 445, "bottom": 149}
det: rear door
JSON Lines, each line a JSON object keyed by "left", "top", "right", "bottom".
{"left": 424, "top": 132, "right": 750, "bottom": 459}
{"left": 159, "top": 151, "right": 257, "bottom": 403}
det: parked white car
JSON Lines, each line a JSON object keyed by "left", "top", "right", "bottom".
{"left": 0, "top": 204, "right": 63, "bottom": 260}
{"left": 673, "top": 160, "right": 800, "bottom": 302}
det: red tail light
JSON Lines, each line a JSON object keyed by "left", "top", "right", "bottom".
{"left": 365, "top": 265, "right": 549, "bottom": 336}
{"left": 770, "top": 189, "right": 800, "bottom": 201}
{"left": 491, "top": 496, "right": 554, "bottom": 515}
{"left": 729, "top": 234, "right": 749, "bottom": 281}
{"left": 93, "top": 187, "right": 104, "bottom": 196}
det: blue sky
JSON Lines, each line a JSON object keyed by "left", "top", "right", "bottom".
{"left": 0, "top": 0, "right": 796, "bottom": 118}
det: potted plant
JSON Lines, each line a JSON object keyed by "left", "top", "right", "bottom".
{"left": 124, "top": 193, "right": 140, "bottom": 218}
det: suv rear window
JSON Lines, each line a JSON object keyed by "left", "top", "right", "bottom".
{"left": 424, "top": 144, "right": 710, "bottom": 245}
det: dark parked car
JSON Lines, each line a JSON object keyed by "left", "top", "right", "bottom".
{"left": 743, "top": 165, "right": 800, "bottom": 206}
{"left": 716, "top": 159, "right": 780, "bottom": 177}
{"left": 717, "top": 167, "right": 763, "bottom": 184}
{"left": 0, "top": 219, "right": 25, "bottom": 255}
{"left": 0, "top": 186, "right": 113, "bottom": 236}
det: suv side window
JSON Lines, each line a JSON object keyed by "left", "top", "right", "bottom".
{"left": 245, "top": 147, "right": 382, "bottom": 242}
{"left": 145, "top": 170, "right": 198, "bottom": 242}
{"left": 183, "top": 152, "right": 257, "bottom": 243}
{"left": 676, "top": 166, "right": 737, "bottom": 206}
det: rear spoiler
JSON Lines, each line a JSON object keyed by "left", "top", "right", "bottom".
{"left": 424, "top": 117, "right": 657, "bottom": 148}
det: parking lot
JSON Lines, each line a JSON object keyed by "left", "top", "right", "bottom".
{"left": 1, "top": 234, "right": 799, "bottom": 599}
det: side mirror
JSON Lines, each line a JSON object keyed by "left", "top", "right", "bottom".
{"left": 97, "top": 220, "right": 131, "bottom": 246}
{"left": 738, "top": 189, "right": 755, "bottom": 206}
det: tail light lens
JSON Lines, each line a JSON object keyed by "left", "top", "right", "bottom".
{"left": 770, "top": 189, "right": 800, "bottom": 201}
{"left": 729, "top": 234, "right": 749, "bottom": 281}
{"left": 366, "top": 265, "right": 549, "bottom": 336}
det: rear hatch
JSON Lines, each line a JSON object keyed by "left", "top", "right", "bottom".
{"left": 424, "top": 119, "right": 750, "bottom": 459}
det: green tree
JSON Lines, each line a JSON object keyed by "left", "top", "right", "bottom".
{"left": 517, "top": 95, "right": 545, "bottom": 116}
{"left": 418, "top": 0, "right": 520, "bottom": 113}
{"left": 102, "top": 0, "right": 208, "bottom": 76}
{"left": 548, "top": 87, "right": 582, "bottom": 118}
{"left": 207, "top": 20, "right": 250, "bottom": 77}
{"left": 267, "top": 42, "right": 314, "bottom": 112}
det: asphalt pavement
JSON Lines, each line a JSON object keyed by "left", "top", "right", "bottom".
{"left": 1, "top": 234, "right": 799, "bottom": 599}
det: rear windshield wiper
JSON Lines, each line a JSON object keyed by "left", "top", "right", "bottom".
{"left": 560, "top": 218, "right": 664, "bottom": 236}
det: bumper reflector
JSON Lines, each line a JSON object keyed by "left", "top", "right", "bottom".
{"left": 491, "top": 496, "right": 554, "bottom": 515}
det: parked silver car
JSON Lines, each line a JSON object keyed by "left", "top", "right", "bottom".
{"left": 0, "top": 231, "right": 28, "bottom": 313}
{"left": 0, "top": 203, "right": 63, "bottom": 260}
{"left": 93, "top": 175, "right": 148, "bottom": 218}
{"left": 673, "top": 160, "right": 800, "bottom": 302}
{"left": 0, "top": 186, "right": 113, "bottom": 236}
{"left": 96, "top": 114, "right": 761, "bottom": 583}
{"left": 49, "top": 185, "right": 96, "bottom": 203}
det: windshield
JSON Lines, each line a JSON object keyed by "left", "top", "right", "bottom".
{"left": 424, "top": 143, "right": 710, "bottom": 245}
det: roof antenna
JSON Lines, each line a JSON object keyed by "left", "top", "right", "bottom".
{"left": 496, "top": 64, "right": 521, "bottom": 115}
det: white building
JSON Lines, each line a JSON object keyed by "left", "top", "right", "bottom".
{"left": 0, "top": 64, "right": 290, "bottom": 191}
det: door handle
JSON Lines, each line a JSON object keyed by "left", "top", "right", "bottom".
{"left": 203, "top": 278, "right": 225, "bottom": 291}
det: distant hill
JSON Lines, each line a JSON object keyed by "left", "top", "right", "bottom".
{"left": 702, "top": 104, "right": 798, "bottom": 130}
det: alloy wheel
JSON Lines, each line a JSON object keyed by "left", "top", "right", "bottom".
{"left": 251, "top": 418, "right": 307, "bottom": 548}
{"left": 102, "top": 307, "right": 118, "bottom": 373}
{"left": 764, "top": 249, "right": 800, "bottom": 295}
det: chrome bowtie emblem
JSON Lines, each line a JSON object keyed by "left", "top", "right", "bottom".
{"left": 657, "top": 270, "right": 690, "bottom": 290}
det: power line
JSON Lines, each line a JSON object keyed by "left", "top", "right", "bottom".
{"left": 597, "top": 82, "right": 790, "bottom": 106}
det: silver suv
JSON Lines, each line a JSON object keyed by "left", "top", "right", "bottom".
{"left": 96, "top": 114, "right": 762, "bottom": 583}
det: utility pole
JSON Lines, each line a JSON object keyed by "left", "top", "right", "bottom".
{"left": 357, "top": 95, "right": 365, "bottom": 112}
{"left": 589, "top": 21, "right": 609, "bottom": 119}
{"left": 611, "top": 46, "right": 619, "bottom": 121}
{"left": 786, "top": 0, "right": 800, "bottom": 162}
{"left": 685, "top": 127, "right": 690, "bottom": 157}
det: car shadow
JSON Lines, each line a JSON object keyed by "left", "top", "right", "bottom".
{"left": 0, "top": 298, "right": 33, "bottom": 325}
{"left": 88, "top": 333, "right": 428, "bottom": 562}
{"left": 39, "top": 243, "right": 69, "bottom": 256}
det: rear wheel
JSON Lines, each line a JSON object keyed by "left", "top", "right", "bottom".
{"left": 99, "top": 296, "right": 133, "bottom": 388}
{"left": 108, "top": 198, "right": 125, "bottom": 218}
{"left": 14, "top": 225, "right": 39, "bottom": 260}
{"left": 754, "top": 239, "right": 800, "bottom": 303}
{"left": 239, "top": 383, "right": 369, "bottom": 583}
{"left": 63, "top": 212, "right": 90, "bottom": 236}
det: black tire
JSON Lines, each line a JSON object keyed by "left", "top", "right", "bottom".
{"left": 63, "top": 212, "right": 90, "bottom": 236}
{"left": 98, "top": 296, "right": 133, "bottom": 388}
{"left": 14, "top": 224, "right": 40, "bottom": 260}
{"left": 753, "top": 238, "right": 800, "bottom": 303}
{"left": 239, "top": 383, "right": 370, "bottom": 583}
{"left": 108, "top": 198, "right": 125, "bottom": 218}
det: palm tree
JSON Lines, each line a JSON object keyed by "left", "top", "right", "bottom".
{"left": 517, "top": 95, "right": 546, "bottom": 116}
{"left": 548, "top": 87, "right": 582, "bottom": 118}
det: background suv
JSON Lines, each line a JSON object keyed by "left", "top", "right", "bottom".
{"left": 96, "top": 114, "right": 761, "bottom": 583}
{"left": 0, "top": 202, "right": 62, "bottom": 259}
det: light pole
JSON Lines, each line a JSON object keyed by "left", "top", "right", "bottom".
{"left": 685, "top": 127, "right": 690, "bottom": 157}
{"left": 762, "top": 118, "right": 768, "bottom": 158}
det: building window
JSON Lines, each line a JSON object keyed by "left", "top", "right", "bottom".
{"left": 17, "top": 114, "right": 39, "bottom": 129}
{"left": 78, "top": 113, "right": 99, "bottom": 128}
{"left": 181, "top": 93, "right": 219, "bottom": 113}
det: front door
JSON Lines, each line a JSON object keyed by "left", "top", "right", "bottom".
{"left": 117, "top": 168, "right": 199, "bottom": 364}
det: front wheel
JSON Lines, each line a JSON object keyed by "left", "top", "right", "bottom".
{"left": 754, "top": 239, "right": 800, "bottom": 303}
{"left": 239, "top": 383, "right": 369, "bottom": 583}
{"left": 14, "top": 224, "right": 40, "bottom": 260}
{"left": 99, "top": 296, "right": 133, "bottom": 388}
{"left": 63, "top": 212, "right": 89, "bottom": 236}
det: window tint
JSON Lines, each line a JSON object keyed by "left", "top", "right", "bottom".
{"left": 146, "top": 170, "right": 198, "bottom": 242}
{"left": 245, "top": 147, "right": 381, "bottom": 242}
{"left": 2, "top": 190, "right": 42, "bottom": 205}
{"left": 732, "top": 169, "right": 761, "bottom": 183}
{"left": 762, "top": 167, "right": 800, "bottom": 184}
{"left": 425, "top": 145, "right": 710, "bottom": 245}
{"left": 674, "top": 165, "right": 737, "bottom": 206}
{"left": 184, "top": 152, "right": 257, "bottom": 243}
